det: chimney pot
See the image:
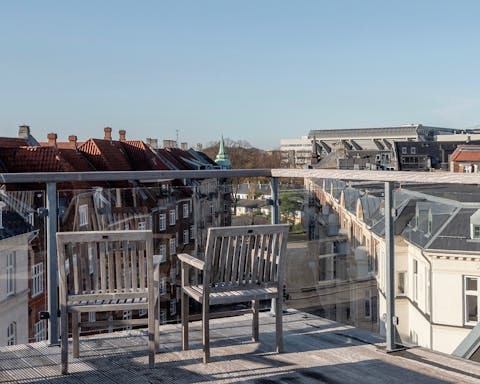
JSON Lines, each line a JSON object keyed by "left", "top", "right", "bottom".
{"left": 68, "top": 135, "right": 78, "bottom": 148}
{"left": 47, "top": 133, "right": 57, "bottom": 146}
{"left": 119, "top": 129, "right": 126, "bottom": 141}
{"left": 104, "top": 127, "right": 112, "bottom": 141}
{"left": 18, "top": 125, "right": 30, "bottom": 139}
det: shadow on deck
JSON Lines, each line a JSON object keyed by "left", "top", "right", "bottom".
{"left": 1, "top": 310, "right": 479, "bottom": 384}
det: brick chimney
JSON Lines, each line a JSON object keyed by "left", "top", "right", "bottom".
{"left": 47, "top": 133, "right": 57, "bottom": 147}
{"left": 18, "top": 125, "right": 30, "bottom": 139}
{"left": 119, "top": 129, "right": 126, "bottom": 142}
{"left": 104, "top": 127, "right": 112, "bottom": 141}
{"left": 68, "top": 135, "right": 78, "bottom": 148}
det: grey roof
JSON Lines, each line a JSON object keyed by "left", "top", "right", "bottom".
{"left": 428, "top": 208, "right": 480, "bottom": 252}
{"left": 401, "top": 184, "right": 480, "bottom": 203}
{"left": 308, "top": 125, "right": 461, "bottom": 140}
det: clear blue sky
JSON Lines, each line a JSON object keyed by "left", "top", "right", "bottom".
{"left": 1, "top": 1, "right": 480, "bottom": 150}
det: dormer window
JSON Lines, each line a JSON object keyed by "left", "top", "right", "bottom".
{"left": 473, "top": 225, "right": 480, "bottom": 239}
{"left": 427, "top": 210, "right": 433, "bottom": 236}
{"left": 470, "top": 209, "right": 480, "bottom": 239}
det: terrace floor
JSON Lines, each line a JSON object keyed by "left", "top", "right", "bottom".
{"left": 1, "top": 310, "right": 479, "bottom": 383}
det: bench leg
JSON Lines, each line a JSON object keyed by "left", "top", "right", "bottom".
{"left": 181, "top": 292, "right": 189, "bottom": 350}
{"left": 148, "top": 303, "right": 155, "bottom": 369}
{"left": 202, "top": 299, "right": 210, "bottom": 363}
{"left": 252, "top": 300, "right": 259, "bottom": 342}
{"left": 275, "top": 297, "right": 283, "bottom": 353}
{"left": 72, "top": 312, "right": 80, "bottom": 358}
{"left": 60, "top": 306, "right": 69, "bottom": 375}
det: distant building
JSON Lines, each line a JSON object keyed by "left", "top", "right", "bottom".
{"left": 280, "top": 137, "right": 312, "bottom": 169}
{"left": 450, "top": 145, "right": 480, "bottom": 173}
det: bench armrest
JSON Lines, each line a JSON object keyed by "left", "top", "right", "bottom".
{"left": 178, "top": 253, "right": 204, "bottom": 270}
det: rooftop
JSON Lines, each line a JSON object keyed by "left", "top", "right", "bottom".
{"left": 1, "top": 310, "right": 479, "bottom": 383}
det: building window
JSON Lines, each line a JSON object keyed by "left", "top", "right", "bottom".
{"left": 170, "top": 299, "right": 177, "bottom": 316}
{"left": 28, "top": 212, "right": 34, "bottom": 226}
{"left": 465, "top": 276, "right": 479, "bottom": 325}
{"left": 190, "top": 225, "right": 195, "bottom": 239}
{"left": 79, "top": 204, "right": 88, "bottom": 227}
{"left": 210, "top": 204, "right": 215, "bottom": 215}
{"left": 397, "top": 271, "right": 406, "bottom": 296}
{"left": 160, "top": 309, "right": 167, "bottom": 325}
{"left": 159, "top": 244, "right": 167, "bottom": 262}
{"left": 7, "top": 322, "right": 16, "bottom": 346}
{"left": 364, "top": 289, "right": 372, "bottom": 319}
{"left": 138, "top": 221, "right": 146, "bottom": 230}
{"left": 413, "top": 260, "right": 418, "bottom": 303}
{"left": 88, "top": 312, "right": 96, "bottom": 323}
{"left": 170, "top": 267, "right": 176, "bottom": 282}
{"left": 402, "top": 147, "right": 407, "bottom": 155}
{"left": 472, "top": 225, "right": 480, "bottom": 239}
{"left": 411, "top": 147, "right": 416, "bottom": 154}
{"left": 183, "top": 230, "right": 189, "bottom": 245}
{"left": 169, "top": 238, "right": 176, "bottom": 255}
{"left": 31, "top": 262, "right": 44, "bottom": 297}
{"left": 6, "top": 251, "right": 15, "bottom": 295}
{"left": 160, "top": 277, "right": 167, "bottom": 296}
{"left": 159, "top": 213, "right": 166, "bottom": 231}
{"left": 183, "top": 203, "right": 189, "bottom": 218}
{"left": 34, "top": 320, "right": 47, "bottom": 342}
{"left": 169, "top": 209, "right": 176, "bottom": 225}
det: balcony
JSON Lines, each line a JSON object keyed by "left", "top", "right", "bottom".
{"left": 2, "top": 310, "right": 480, "bottom": 383}
{"left": 2, "top": 168, "right": 480, "bottom": 381}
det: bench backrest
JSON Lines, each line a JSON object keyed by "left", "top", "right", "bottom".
{"left": 56, "top": 230, "right": 153, "bottom": 299}
{"left": 204, "top": 224, "right": 289, "bottom": 289}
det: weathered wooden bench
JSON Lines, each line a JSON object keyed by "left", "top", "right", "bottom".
{"left": 56, "top": 230, "right": 159, "bottom": 374}
{"left": 178, "top": 224, "right": 289, "bottom": 363}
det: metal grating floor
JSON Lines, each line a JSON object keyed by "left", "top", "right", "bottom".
{"left": 1, "top": 310, "right": 480, "bottom": 383}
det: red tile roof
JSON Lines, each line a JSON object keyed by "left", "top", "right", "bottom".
{"left": 122, "top": 141, "right": 170, "bottom": 170}
{"left": 79, "top": 139, "right": 133, "bottom": 171}
{"left": 450, "top": 145, "right": 480, "bottom": 162}
{"left": 0, "top": 137, "right": 30, "bottom": 148}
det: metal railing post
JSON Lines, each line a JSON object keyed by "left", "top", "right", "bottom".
{"left": 46, "top": 182, "right": 59, "bottom": 345}
{"left": 271, "top": 177, "right": 279, "bottom": 224}
{"left": 385, "top": 181, "right": 396, "bottom": 351}
{"left": 270, "top": 176, "right": 281, "bottom": 314}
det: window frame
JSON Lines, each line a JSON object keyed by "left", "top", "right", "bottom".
{"left": 464, "top": 275, "right": 479, "bottom": 325}
{"left": 34, "top": 319, "right": 47, "bottom": 342}
{"left": 159, "top": 213, "right": 166, "bottom": 231}
{"left": 6, "top": 251, "right": 15, "bottom": 296}
{"left": 7, "top": 322, "right": 16, "bottom": 346}
{"left": 79, "top": 204, "right": 88, "bottom": 227}
{"left": 31, "top": 262, "right": 44, "bottom": 297}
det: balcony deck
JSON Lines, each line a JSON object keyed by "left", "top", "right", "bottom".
{"left": 1, "top": 310, "right": 479, "bottom": 384}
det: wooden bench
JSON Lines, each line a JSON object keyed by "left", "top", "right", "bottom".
{"left": 178, "top": 224, "right": 289, "bottom": 363}
{"left": 56, "top": 230, "right": 159, "bottom": 374}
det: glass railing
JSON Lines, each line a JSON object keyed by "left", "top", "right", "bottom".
{"left": 1, "top": 169, "right": 479, "bottom": 362}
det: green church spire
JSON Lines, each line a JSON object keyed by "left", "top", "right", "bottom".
{"left": 215, "top": 135, "right": 231, "bottom": 169}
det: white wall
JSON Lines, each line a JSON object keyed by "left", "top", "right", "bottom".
{"left": 0, "top": 234, "right": 30, "bottom": 345}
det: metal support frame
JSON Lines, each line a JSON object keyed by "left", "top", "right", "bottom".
{"left": 271, "top": 177, "right": 279, "bottom": 225}
{"left": 46, "top": 182, "right": 59, "bottom": 345}
{"left": 270, "top": 177, "right": 281, "bottom": 314}
{"left": 385, "top": 181, "right": 396, "bottom": 351}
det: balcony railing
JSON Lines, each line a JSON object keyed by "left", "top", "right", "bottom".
{"left": 2, "top": 168, "right": 480, "bottom": 365}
